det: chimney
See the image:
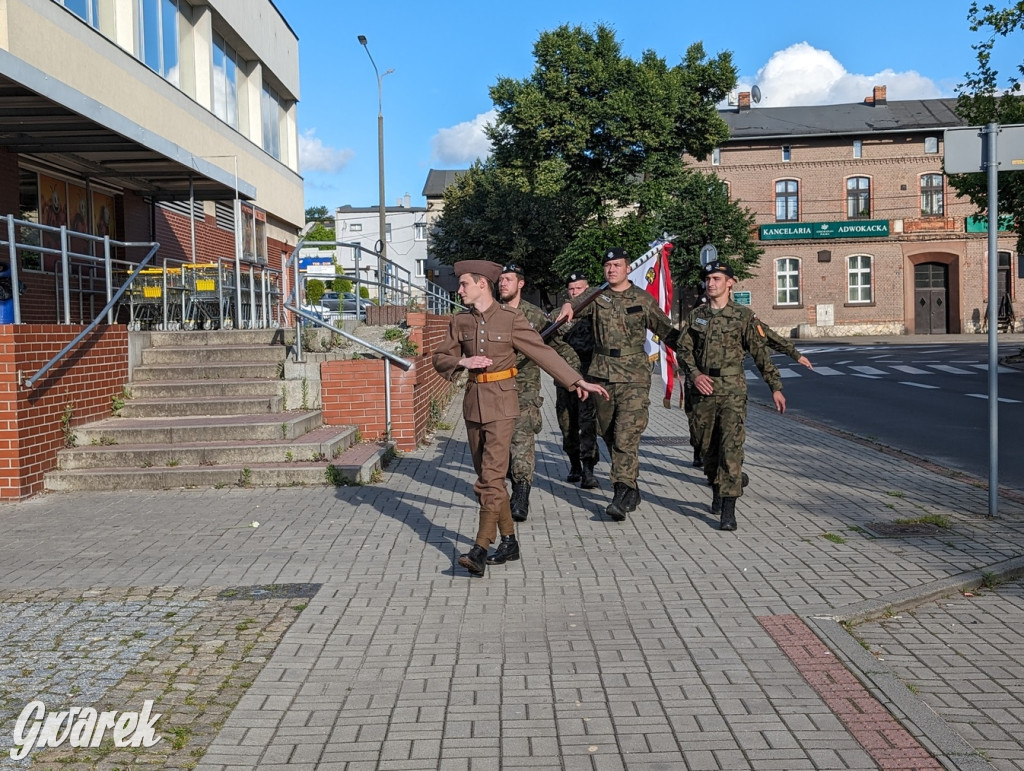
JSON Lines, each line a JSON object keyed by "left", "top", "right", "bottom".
{"left": 738, "top": 91, "right": 751, "bottom": 111}
{"left": 867, "top": 85, "right": 887, "bottom": 106}
{"left": 404, "top": 193, "right": 411, "bottom": 208}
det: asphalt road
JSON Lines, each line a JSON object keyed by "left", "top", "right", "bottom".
{"left": 744, "top": 340, "right": 1024, "bottom": 493}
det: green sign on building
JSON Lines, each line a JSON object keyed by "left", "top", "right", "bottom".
{"left": 732, "top": 291, "right": 751, "bottom": 306}
{"left": 759, "top": 220, "right": 890, "bottom": 241}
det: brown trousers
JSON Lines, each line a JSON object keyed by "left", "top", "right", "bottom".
{"left": 465, "top": 418, "right": 516, "bottom": 548}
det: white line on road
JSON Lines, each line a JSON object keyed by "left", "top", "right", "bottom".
{"left": 930, "top": 364, "right": 975, "bottom": 374}
{"left": 898, "top": 381, "right": 939, "bottom": 389}
{"left": 891, "top": 365, "right": 933, "bottom": 375}
{"left": 965, "top": 394, "right": 1022, "bottom": 403}
{"left": 851, "top": 366, "right": 888, "bottom": 375}
{"left": 810, "top": 366, "right": 844, "bottom": 376}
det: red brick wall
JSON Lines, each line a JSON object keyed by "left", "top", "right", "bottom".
{"left": 0, "top": 325, "right": 128, "bottom": 498}
{"left": 320, "top": 312, "right": 459, "bottom": 451}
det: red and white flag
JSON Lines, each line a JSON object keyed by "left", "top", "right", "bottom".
{"left": 628, "top": 240, "right": 678, "bottom": 407}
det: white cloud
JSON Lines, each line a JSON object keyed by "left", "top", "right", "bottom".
{"left": 299, "top": 128, "right": 354, "bottom": 174}
{"left": 743, "top": 42, "right": 945, "bottom": 107}
{"left": 431, "top": 110, "right": 496, "bottom": 165}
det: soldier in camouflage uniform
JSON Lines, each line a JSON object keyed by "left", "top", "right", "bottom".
{"left": 553, "top": 272, "right": 599, "bottom": 489}
{"left": 498, "top": 263, "right": 567, "bottom": 522}
{"left": 685, "top": 291, "right": 813, "bottom": 468}
{"left": 677, "top": 261, "right": 787, "bottom": 532}
{"left": 558, "top": 248, "right": 680, "bottom": 521}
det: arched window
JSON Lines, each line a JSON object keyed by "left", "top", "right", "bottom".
{"left": 775, "top": 180, "right": 799, "bottom": 222}
{"left": 775, "top": 258, "right": 800, "bottom": 306}
{"left": 921, "top": 174, "right": 944, "bottom": 216}
{"left": 846, "top": 177, "right": 870, "bottom": 219}
{"left": 848, "top": 255, "right": 872, "bottom": 303}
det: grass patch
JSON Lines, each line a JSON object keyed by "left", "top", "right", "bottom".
{"left": 821, "top": 532, "right": 846, "bottom": 544}
{"left": 894, "top": 514, "right": 949, "bottom": 529}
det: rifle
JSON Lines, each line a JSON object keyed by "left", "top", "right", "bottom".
{"left": 539, "top": 283, "right": 608, "bottom": 341}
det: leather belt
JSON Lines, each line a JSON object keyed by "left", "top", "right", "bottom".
{"left": 705, "top": 366, "right": 743, "bottom": 377}
{"left": 596, "top": 345, "right": 645, "bottom": 358}
{"left": 471, "top": 367, "right": 518, "bottom": 383}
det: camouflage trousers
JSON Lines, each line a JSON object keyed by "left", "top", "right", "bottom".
{"left": 509, "top": 392, "right": 543, "bottom": 484}
{"left": 555, "top": 385, "right": 598, "bottom": 465}
{"left": 593, "top": 381, "right": 650, "bottom": 487}
{"left": 690, "top": 392, "right": 747, "bottom": 497}
{"left": 683, "top": 378, "right": 698, "bottom": 449}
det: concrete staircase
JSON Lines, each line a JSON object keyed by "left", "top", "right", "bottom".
{"left": 45, "top": 329, "right": 390, "bottom": 492}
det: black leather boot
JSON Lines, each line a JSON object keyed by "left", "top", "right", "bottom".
{"left": 510, "top": 481, "right": 531, "bottom": 522}
{"left": 692, "top": 449, "right": 703, "bottom": 468}
{"left": 566, "top": 454, "right": 582, "bottom": 483}
{"left": 486, "top": 534, "right": 521, "bottom": 565}
{"left": 458, "top": 545, "right": 488, "bottom": 575}
{"left": 711, "top": 485, "right": 722, "bottom": 517}
{"left": 606, "top": 482, "right": 629, "bottom": 521}
{"left": 624, "top": 483, "right": 641, "bottom": 512}
{"left": 580, "top": 462, "right": 599, "bottom": 489}
{"left": 720, "top": 497, "right": 738, "bottom": 531}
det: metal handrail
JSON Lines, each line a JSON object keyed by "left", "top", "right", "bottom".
{"left": 285, "top": 304, "right": 412, "bottom": 441}
{"left": 23, "top": 241, "right": 160, "bottom": 388}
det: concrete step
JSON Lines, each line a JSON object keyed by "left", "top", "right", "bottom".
{"left": 75, "top": 412, "right": 323, "bottom": 444}
{"left": 117, "top": 395, "right": 285, "bottom": 418}
{"left": 58, "top": 425, "right": 357, "bottom": 469}
{"left": 141, "top": 345, "right": 286, "bottom": 365}
{"left": 147, "top": 329, "right": 289, "bottom": 347}
{"left": 131, "top": 362, "right": 283, "bottom": 381}
{"left": 44, "top": 443, "right": 390, "bottom": 491}
{"left": 128, "top": 379, "right": 285, "bottom": 399}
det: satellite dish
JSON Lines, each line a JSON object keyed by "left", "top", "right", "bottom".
{"left": 751, "top": 85, "right": 762, "bottom": 104}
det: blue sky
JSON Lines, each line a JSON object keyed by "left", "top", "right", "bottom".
{"left": 271, "top": 0, "right": 1007, "bottom": 214}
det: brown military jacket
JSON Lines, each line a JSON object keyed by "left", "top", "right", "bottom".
{"left": 433, "top": 301, "right": 584, "bottom": 424}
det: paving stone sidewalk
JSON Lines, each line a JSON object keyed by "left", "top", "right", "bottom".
{"left": 0, "top": 373, "right": 1021, "bottom": 770}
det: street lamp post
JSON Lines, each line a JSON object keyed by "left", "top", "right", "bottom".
{"left": 358, "top": 35, "right": 391, "bottom": 304}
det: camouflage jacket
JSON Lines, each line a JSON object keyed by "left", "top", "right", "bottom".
{"left": 678, "top": 301, "right": 783, "bottom": 395}
{"left": 576, "top": 283, "right": 678, "bottom": 384}
{"left": 511, "top": 300, "right": 553, "bottom": 396}
{"left": 763, "top": 324, "right": 802, "bottom": 362}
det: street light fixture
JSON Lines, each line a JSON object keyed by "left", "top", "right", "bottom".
{"left": 358, "top": 34, "right": 391, "bottom": 303}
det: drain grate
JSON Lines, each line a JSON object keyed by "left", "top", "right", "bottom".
{"left": 642, "top": 436, "right": 691, "bottom": 446}
{"left": 216, "top": 583, "right": 322, "bottom": 601}
{"left": 862, "top": 522, "right": 946, "bottom": 538}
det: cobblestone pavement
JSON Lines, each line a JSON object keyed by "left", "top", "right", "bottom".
{"left": 0, "top": 364, "right": 1022, "bottom": 770}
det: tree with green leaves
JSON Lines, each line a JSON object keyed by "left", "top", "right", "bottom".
{"left": 433, "top": 24, "right": 744, "bottom": 295}
{"left": 305, "top": 205, "right": 331, "bottom": 224}
{"left": 305, "top": 278, "right": 325, "bottom": 306}
{"left": 305, "top": 222, "right": 335, "bottom": 250}
{"left": 951, "top": 1, "right": 1024, "bottom": 252}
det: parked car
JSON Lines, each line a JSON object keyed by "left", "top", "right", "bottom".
{"left": 321, "top": 291, "right": 374, "bottom": 317}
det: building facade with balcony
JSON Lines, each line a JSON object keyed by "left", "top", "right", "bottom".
{"left": 686, "top": 86, "right": 1021, "bottom": 336}
{"left": 1, "top": 0, "right": 303, "bottom": 324}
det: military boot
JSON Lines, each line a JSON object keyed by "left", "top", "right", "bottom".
{"left": 692, "top": 449, "right": 703, "bottom": 468}
{"left": 624, "top": 483, "right": 641, "bottom": 512}
{"left": 566, "top": 454, "right": 583, "bottom": 483}
{"left": 486, "top": 534, "right": 521, "bottom": 565}
{"left": 458, "top": 545, "right": 488, "bottom": 575}
{"left": 711, "top": 485, "right": 722, "bottom": 517}
{"left": 719, "top": 497, "right": 738, "bottom": 531}
{"left": 580, "top": 462, "right": 599, "bottom": 489}
{"left": 606, "top": 482, "right": 630, "bottom": 521}
{"left": 510, "top": 481, "right": 531, "bottom": 522}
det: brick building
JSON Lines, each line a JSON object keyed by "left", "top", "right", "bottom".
{"left": 686, "top": 86, "right": 1021, "bottom": 337}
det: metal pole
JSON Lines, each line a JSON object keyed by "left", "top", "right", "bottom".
{"left": 384, "top": 358, "right": 393, "bottom": 439}
{"left": 986, "top": 122, "right": 999, "bottom": 518}
{"left": 7, "top": 216, "right": 22, "bottom": 324}
{"left": 358, "top": 36, "right": 389, "bottom": 305}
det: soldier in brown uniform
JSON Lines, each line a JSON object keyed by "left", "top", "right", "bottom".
{"left": 432, "top": 260, "right": 609, "bottom": 576}
{"left": 558, "top": 248, "right": 681, "bottom": 521}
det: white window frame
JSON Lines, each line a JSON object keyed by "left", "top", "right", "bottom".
{"left": 846, "top": 176, "right": 871, "bottom": 219}
{"left": 921, "top": 174, "right": 944, "bottom": 217}
{"left": 414, "top": 222, "right": 427, "bottom": 241}
{"left": 853, "top": 140, "right": 863, "bottom": 159}
{"left": 711, "top": 147, "right": 721, "bottom": 166}
{"left": 924, "top": 136, "right": 939, "bottom": 154}
{"left": 847, "top": 255, "right": 872, "bottom": 303}
{"left": 775, "top": 257, "right": 800, "bottom": 306}
{"left": 415, "top": 258, "right": 426, "bottom": 278}
{"left": 775, "top": 179, "right": 799, "bottom": 222}
{"left": 782, "top": 145, "right": 791, "bottom": 162}
{"left": 212, "top": 32, "right": 239, "bottom": 129}
{"left": 54, "top": 0, "right": 100, "bottom": 28}
{"left": 137, "top": 0, "right": 180, "bottom": 86}
{"left": 349, "top": 222, "right": 362, "bottom": 232}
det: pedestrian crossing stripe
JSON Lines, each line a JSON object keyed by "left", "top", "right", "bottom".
{"left": 899, "top": 381, "right": 939, "bottom": 389}
{"left": 965, "top": 394, "right": 1023, "bottom": 403}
